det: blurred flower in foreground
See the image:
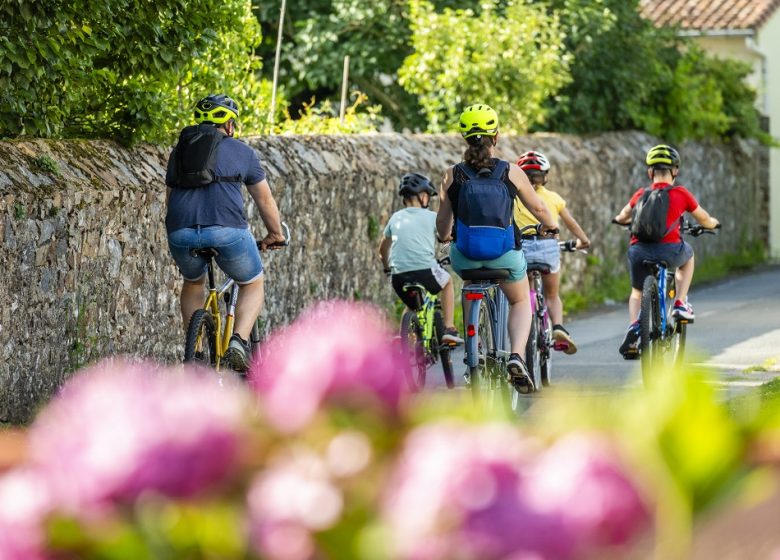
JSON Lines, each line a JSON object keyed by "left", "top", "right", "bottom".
{"left": 383, "top": 423, "right": 649, "bottom": 560}
{"left": 27, "top": 360, "right": 248, "bottom": 512}
{"left": 526, "top": 433, "right": 650, "bottom": 552}
{"left": 249, "top": 300, "right": 407, "bottom": 432}
{"left": 0, "top": 468, "right": 51, "bottom": 560}
{"left": 247, "top": 447, "right": 344, "bottom": 560}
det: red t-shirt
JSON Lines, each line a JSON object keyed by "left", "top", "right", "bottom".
{"left": 628, "top": 182, "right": 699, "bottom": 244}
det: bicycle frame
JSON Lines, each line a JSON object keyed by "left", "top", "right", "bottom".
{"left": 404, "top": 284, "right": 440, "bottom": 359}
{"left": 200, "top": 258, "right": 238, "bottom": 367}
{"left": 463, "top": 281, "right": 510, "bottom": 369}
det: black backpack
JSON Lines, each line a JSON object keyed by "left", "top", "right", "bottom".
{"left": 169, "top": 124, "right": 241, "bottom": 188}
{"left": 631, "top": 185, "right": 677, "bottom": 242}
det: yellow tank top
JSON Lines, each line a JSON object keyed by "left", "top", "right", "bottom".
{"left": 514, "top": 185, "right": 566, "bottom": 228}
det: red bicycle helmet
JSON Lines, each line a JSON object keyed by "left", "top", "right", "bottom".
{"left": 517, "top": 151, "right": 551, "bottom": 172}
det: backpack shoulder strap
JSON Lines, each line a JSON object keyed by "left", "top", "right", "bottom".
{"left": 490, "top": 160, "right": 509, "bottom": 179}
{"left": 456, "top": 162, "right": 479, "bottom": 181}
{"left": 212, "top": 134, "right": 242, "bottom": 183}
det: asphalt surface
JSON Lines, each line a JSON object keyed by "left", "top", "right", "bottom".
{"left": 425, "top": 265, "right": 780, "bottom": 399}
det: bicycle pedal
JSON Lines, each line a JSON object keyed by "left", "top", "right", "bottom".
{"left": 552, "top": 342, "right": 569, "bottom": 352}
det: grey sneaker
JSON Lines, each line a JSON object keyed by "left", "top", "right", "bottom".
{"left": 441, "top": 327, "right": 464, "bottom": 346}
{"left": 223, "top": 334, "right": 252, "bottom": 373}
{"left": 507, "top": 353, "right": 534, "bottom": 394}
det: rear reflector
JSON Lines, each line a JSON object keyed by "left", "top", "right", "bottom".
{"left": 467, "top": 325, "right": 476, "bottom": 337}
{"left": 465, "top": 293, "right": 484, "bottom": 300}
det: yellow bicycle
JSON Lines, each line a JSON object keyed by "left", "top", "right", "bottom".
{"left": 183, "top": 223, "right": 290, "bottom": 371}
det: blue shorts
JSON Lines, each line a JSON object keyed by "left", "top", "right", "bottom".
{"left": 522, "top": 238, "right": 561, "bottom": 274}
{"left": 167, "top": 226, "right": 264, "bottom": 284}
{"left": 627, "top": 241, "right": 693, "bottom": 290}
{"left": 450, "top": 246, "right": 527, "bottom": 283}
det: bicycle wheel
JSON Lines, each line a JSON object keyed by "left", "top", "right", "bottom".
{"left": 671, "top": 320, "right": 687, "bottom": 367}
{"left": 540, "top": 315, "right": 553, "bottom": 387}
{"left": 470, "top": 300, "right": 494, "bottom": 402}
{"left": 524, "top": 311, "right": 540, "bottom": 389}
{"left": 184, "top": 309, "right": 217, "bottom": 367}
{"left": 433, "top": 310, "right": 455, "bottom": 389}
{"left": 639, "top": 275, "right": 661, "bottom": 385}
{"left": 400, "top": 310, "right": 426, "bottom": 391}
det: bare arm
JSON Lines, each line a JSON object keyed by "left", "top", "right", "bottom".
{"left": 246, "top": 179, "right": 285, "bottom": 250}
{"left": 614, "top": 203, "right": 632, "bottom": 225}
{"left": 690, "top": 206, "right": 720, "bottom": 229}
{"left": 378, "top": 237, "right": 392, "bottom": 270}
{"left": 508, "top": 164, "right": 557, "bottom": 232}
{"left": 559, "top": 207, "right": 590, "bottom": 249}
{"left": 436, "top": 167, "right": 455, "bottom": 241}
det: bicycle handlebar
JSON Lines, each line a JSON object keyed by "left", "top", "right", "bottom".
{"left": 519, "top": 223, "right": 559, "bottom": 237}
{"left": 611, "top": 219, "right": 720, "bottom": 237}
{"left": 258, "top": 222, "right": 291, "bottom": 251}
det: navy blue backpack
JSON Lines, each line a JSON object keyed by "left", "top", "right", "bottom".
{"left": 455, "top": 161, "right": 515, "bottom": 260}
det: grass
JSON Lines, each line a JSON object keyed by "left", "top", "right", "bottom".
{"left": 727, "top": 376, "right": 780, "bottom": 420}
{"left": 743, "top": 358, "right": 779, "bottom": 374}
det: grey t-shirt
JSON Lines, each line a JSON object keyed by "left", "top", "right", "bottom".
{"left": 165, "top": 135, "right": 265, "bottom": 233}
{"left": 383, "top": 207, "right": 438, "bottom": 273}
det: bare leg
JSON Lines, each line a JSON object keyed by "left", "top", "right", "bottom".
{"left": 181, "top": 278, "right": 206, "bottom": 331}
{"left": 501, "top": 277, "right": 532, "bottom": 355}
{"left": 542, "top": 272, "right": 563, "bottom": 325}
{"left": 440, "top": 279, "right": 456, "bottom": 329}
{"left": 675, "top": 255, "right": 694, "bottom": 301}
{"left": 628, "top": 288, "right": 642, "bottom": 323}
{"left": 234, "top": 276, "right": 265, "bottom": 339}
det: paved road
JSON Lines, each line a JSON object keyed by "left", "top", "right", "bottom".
{"left": 426, "top": 265, "right": 780, "bottom": 398}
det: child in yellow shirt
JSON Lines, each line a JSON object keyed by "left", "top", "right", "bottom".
{"left": 514, "top": 151, "right": 590, "bottom": 354}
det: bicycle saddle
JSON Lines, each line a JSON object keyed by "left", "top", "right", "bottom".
{"left": 641, "top": 259, "right": 669, "bottom": 269}
{"left": 460, "top": 268, "right": 511, "bottom": 281}
{"left": 526, "top": 263, "right": 551, "bottom": 274}
{"left": 190, "top": 247, "right": 219, "bottom": 258}
{"left": 402, "top": 282, "right": 426, "bottom": 292}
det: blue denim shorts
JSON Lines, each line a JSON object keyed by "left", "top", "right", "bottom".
{"left": 167, "top": 226, "right": 264, "bottom": 284}
{"left": 627, "top": 241, "right": 693, "bottom": 290}
{"left": 450, "top": 246, "right": 527, "bottom": 283}
{"left": 522, "top": 238, "right": 561, "bottom": 274}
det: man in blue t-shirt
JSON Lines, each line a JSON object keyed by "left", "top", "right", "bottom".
{"left": 165, "top": 94, "right": 285, "bottom": 372}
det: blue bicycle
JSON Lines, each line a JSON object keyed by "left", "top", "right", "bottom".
{"left": 614, "top": 220, "right": 718, "bottom": 385}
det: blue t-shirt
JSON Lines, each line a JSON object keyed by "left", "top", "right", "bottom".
{"left": 165, "top": 135, "right": 266, "bottom": 233}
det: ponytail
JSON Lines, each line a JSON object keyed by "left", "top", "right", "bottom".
{"left": 463, "top": 135, "right": 495, "bottom": 170}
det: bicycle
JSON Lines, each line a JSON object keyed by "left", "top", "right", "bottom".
{"left": 524, "top": 238, "right": 584, "bottom": 390}
{"left": 397, "top": 255, "right": 456, "bottom": 391}
{"left": 183, "top": 223, "right": 290, "bottom": 373}
{"left": 613, "top": 219, "right": 718, "bottom": 384}
{"left": 462, "top": 224, "right": 558, "bottom": 412}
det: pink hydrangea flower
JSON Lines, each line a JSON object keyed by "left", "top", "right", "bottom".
{"left": 247, "top": 448, "right": 343, "bottom": 560}
{"left": 249, "top": 301, "right": 407, "bottom": 432}
{"left": 27, "top": 359, "right": 248, "bottom": 512}
{"left": 384, "top": 423, "right": 649, "bottom": 560}
{"left": 0, "top": 468, "right": 52, "bottom": 560}
{"left": 526, "top": 433, "right": 650, "bottom": 552}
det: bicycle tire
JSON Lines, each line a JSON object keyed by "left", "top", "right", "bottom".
{"left": 672, "top": 320, "right": 687, "bottom": 367}
{"left": 470, "top": 300, "right": 493, "bottom": 402}
{"left": 433, "top": 310, "right": 455, "bottom": 389}
{"left": 525, "top": 310, "right": 541, "bottom": 389}
{"left": 184, "top": 309, "right": 218, "bottom": 367}
{"left": 640, "top": 275, "right": 661, "bottom": 386}
{"left": 540, "top": 315, "right": 553, "bottom": 387}
{"left": 400, "top": 310, "right": 426, "bottom": 391}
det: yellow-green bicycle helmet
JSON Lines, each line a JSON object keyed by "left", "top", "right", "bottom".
{"left": 459, "top": 104, "right": 499, "bottom": 138}
{"left": 194, "top": 94, "right": 239, "bottom": 125}
{"left": 645, "top": 144, "right": 680, "bottom": 169}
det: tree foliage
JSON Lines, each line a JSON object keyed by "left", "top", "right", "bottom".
{"left": 0, "top": 0, "right": 280, "bottom": 144}
{"left": 399, "top": 0, "right": 571, "bottom": 133}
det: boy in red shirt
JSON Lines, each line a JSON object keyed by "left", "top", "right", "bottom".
{"left": 613, "top": 144, "right": 720, "bottom": 359}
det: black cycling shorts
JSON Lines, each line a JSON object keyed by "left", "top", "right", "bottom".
{"left": 391, "top": 266, "right": 450, "bottom": 309}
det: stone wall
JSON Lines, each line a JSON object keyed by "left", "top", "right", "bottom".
{"left": 0, "top": 133, "right": 768, "bottom": 422}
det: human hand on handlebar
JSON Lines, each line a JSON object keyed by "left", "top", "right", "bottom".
{"left": 538, "top": 223, "right": 559, "bottom": 238}
{"left": 259, "top": 222, "right": 291, "bottom": 251}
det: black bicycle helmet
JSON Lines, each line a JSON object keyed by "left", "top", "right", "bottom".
{"left": 194, "top": 94, "right": 240, "bottom": 124}
{"left": 398, "top": 172, "right": 437, "bottom": 197}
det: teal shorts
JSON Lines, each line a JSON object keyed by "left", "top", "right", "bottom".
{"left": 450, "top": 246, "right": 527, "bottom": 283}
